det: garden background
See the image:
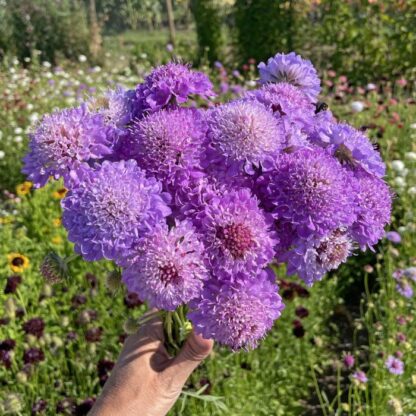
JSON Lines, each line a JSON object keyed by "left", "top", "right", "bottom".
{"left": 1, "top": 0, "right": 416, "bottom": 415}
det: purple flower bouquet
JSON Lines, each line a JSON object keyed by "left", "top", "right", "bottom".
{"left": 23, "top": 53, "right": 392, "bottom": 351}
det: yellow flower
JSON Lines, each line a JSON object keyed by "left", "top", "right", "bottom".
{"left": 52, "top": 187, "right": 68, "bottom": 199}
{"left": 51, "top": 235, "right": 62, "bottom": 245}
{"left": 7, "top": 253, "right": 30, "bottom": 273}
{"left": 52, "top": 218, "right": 62, "bottom": 227}
{"left": 0, "top": 217, "right": 14, "bottom": 225}
{"left": 16, "top": 181, "right": 33, "bottom": 196}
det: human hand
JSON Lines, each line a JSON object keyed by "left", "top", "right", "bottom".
{"left": 89, "top": 311, "right": 214, "bottom": 416}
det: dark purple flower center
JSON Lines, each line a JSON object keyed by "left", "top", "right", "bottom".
{"left": 159, "top": 261, "right": 180, "bottom": 286}
{"left": 12, "top": 257, "right": 24, "bottom": 266}
{"left": 217, "top": 223, "right": 254, "bottom": 259}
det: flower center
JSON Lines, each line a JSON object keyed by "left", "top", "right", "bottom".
{"left": 12, "top": 257, "right": 24, "bottom": 267}
{"left": 159, "top": 261, "right": 180, "bottom": 286}
{"left": 217, "top": 223, "right": 254, "bottom": 259}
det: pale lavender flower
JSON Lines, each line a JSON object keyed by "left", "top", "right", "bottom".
{"left": 385, "top": 355, "right": 404, "bottom": 375}
{"left": 352, "top": 370, "right": 368, "bottom": 384}
{"left": 62, "top": 160, "right": 171, "bottom": 262}
{"left": 258, "top": 52, "right": 321, "bottom": 101}
{"left": 122, "top": 221, "right": 207, "bottom": 311}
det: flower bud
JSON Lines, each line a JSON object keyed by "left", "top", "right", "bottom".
{"left": 40, "top": 252, "right": 69, "bottom": 284}
{"left": 123, "top": 317, "right": 139, "bottom": 335}
{"left": 4, "top": 297, "right": 17, "bottom": 318}
{"left": 105, "top": 270, "right": 121, "bottom": 292}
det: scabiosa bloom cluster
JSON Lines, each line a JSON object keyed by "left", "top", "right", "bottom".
{"left": 22, "top": 52, "right": 392, "bottom": 351}
{"left": 243, "top": 82, "right": 315, "bottom": 132}
{"left": 189, "top": 270, "right": 284, "bottom": 350}
{"left": 283, "top": 228, "right": 353, "bottom": 285}
{"left": 268, "top": 147, "right": 357, "bottom": 238}
{"left": 205, "top": 100, "right": 284, "bottom": 177}
{"left": 310, "top": 122, "right": 386, "bottom": 178}
{"left": 130, "top": 108, "right": 207, "bottom": 182}
{"left": 351, "top": 169, "right": 392, "bottom": 250}
{"left": 22, "top": 105, "right": 115, "bottom": 187}
{"left": 258, "top": 52, "right": 321, "bottom": 102}
{"left": 135, "top": 62, "right": 215, "bottom": 114}
{"left": 385, "top": 355, "right": 404, "bottom": 375}
{"left": 198, "top": 188, "right": 277, "bottom": 274}
{"left": 62, "top": 160, "right": 171, "bottom": 261}
{"left": 122, "top": 221, "right": 208, "bottom": 310}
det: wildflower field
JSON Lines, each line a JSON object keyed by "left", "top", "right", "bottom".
{"left": 1, "top": 39, "right": 416, "bottom": 416}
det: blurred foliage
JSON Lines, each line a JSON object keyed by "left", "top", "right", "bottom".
{"left": 191, "top": 0, "right": 224, "bottom": 64}
{"left": 1, "top": 0, "right": 90, "bottom": 64}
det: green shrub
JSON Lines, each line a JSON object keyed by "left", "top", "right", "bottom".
{"left": 3, "top": 0, "right": 90, "bottom": 64}
{"left": 191, "top": 0, "right": 224, "bottom": 64}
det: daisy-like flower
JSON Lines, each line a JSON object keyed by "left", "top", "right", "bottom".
{"left": 52, "top": 187, "right": 68, "bottom": 200}
{"left": 22, "top": 105, "right": 115, "bottom": 188}
{"left": 129, "top": 108, "right": 207, "bottom": 181}
{"left": 310, "top": 122, "right": 386, "bottom": 178}
{"left": 385, "top": 355, "right": 404, "bottom": 375}
{"left": 189, "top": 269, "right": 284, "bottom": 350}
{"left": 351, "top": 169, "right": 392, "bottom": 250}
{"left": 352, "top": 370, "right": 368, "bottom": 384}
{"left": 197, "top": 188, "right": 277, "bottom": 273}
{"left": 205, "top": 100, "right": 284, "bottom": 178}
{"left": 15, "top": 181, "right": 32, "bottom": 196}
{"left": 62, "top": 160, "right": 171, "bottom": 262}
{"left": 283, "top": 228, "right": 353, "bottom": 286}
{"left": 135, "top": 63, "right": 215, "bottom": 115}
{"left": 122, "top": 221, "right": 208, "bottom": 311}
{"left": 258, "top": 52, "right": 321, "bottom": 102}
{"left": 243, "top": 82, "right": 315, "bottom": 131}
{"left": 268, "top": 147, "right": 357, "bottom": 238}
{"left": 7, "top": 253, "right": 30, "bottom": 273}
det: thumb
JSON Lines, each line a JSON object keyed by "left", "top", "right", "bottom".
{"left": 165, "top": 330, "right": 213, "bottom": 387}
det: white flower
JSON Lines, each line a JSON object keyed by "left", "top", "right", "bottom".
{"left": 14, "top": 136, "right": 23, "bottom": 143}
{"left": 0, "top": 150, "right": 5, "bottom": 159}
{"left": 398, "top": 226, "right": 406, "bottom": 233}
{"left": 393, "top": 177, "right": 406, "bottom": 188}
{"left": 246, "top": 80, "right": 257, "bottom": 87}
{"left": 366, "top": 83, "right": 376, "bottom": 91}
{"left": 405, "top": 152, "right": 416, "bottom": 161}
{"left": 391, "top": 160, "right": 405, "bottom": 172}
{"left": 410, "top": 123, "right": 416, "bottom": 129}
{"left": 42, "top": 61, "right": 51, "bottom": 68}
{"left": 409, "top": 186, "right": 416, "bottom": 196}
{"left": 14, "top": 127, "right": 23, "bottom": 135}
{"left": 351, "top": 101, "right": 365, "bottom": 113}
{"left": 78, "top": 54, "right": 87, "bottom": 63}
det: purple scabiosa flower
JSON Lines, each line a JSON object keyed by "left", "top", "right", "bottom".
{"left": 97, "top": 359, "right": 115, "bottom": 386}
{"left": 23, "top": 318, "right": 45, "bottom": 338}
{"left": 404, "top": 267, "right": 416, "bottom": 283}
{"left": 395, "top": 278, "right": 413, "bottom": 298}
{"left": 351, "top": 169, "right": 392, "bottom": 250}
{"left": 124, "top": 292, "right": 143, "bottom": 309}
{"left": 4, "top": 275, "right": 22, "bottom": 294}
{"left": 385, "top": 231, "right": 401, "bottom": 244}
{"left": 122, "top": 221, "right": 207, "bottom": 311}
{"left": 85, "top": 327, "right": 102, "bottom": 343}
{"left": 89, "top": 87, "right": 137, "bottom": 128}
{"left": 295, "top": 306, "right": 309, "bottom": 319}
{"left": 310, "top": 122, "right": 386, "bottom": 178}
{"left": 352, "top": 370, "right": 368, "bottom": 384}
{"left": 283, "top": 228, "right": 353, "bottom": 286}
{"left": 197, "top": 188, "right": 277, "bottom": 274}
{"left": 75, "top": 398, "right": 96, "bottom": 416}
{"left": 31, "top": 399, "right": 47, "bottom": 415}
{"left": 243, "top": 82, "right": 315, "bottom": 132}
{"left": 189, "top": 270, "right": 284, "bottom": 350}
{"left": 135, "top": 63, "right": 214, "bottom": 114}
{"left": 269, "top": 147, "right": 357, "bottom": 238}
{"left": 258, "top": 52, "right": 321, "bottom": 102}
{"left": 343, "top": 353, "right": 355, "bottom": 369}
{"left": 62, "top": 160, "right": 171, "bottom": 262}
{"left": 385, "top": 355, "right": 404, "bottom": 375}
{"left": 205, "top": 100, "right": 284, "bottom": 178}
{"left": 129, "top": 108, "right": 207, "bottom": 181}
{"left": 23, "top": 347, "right": 45, "bottom": 365}
{"left": 22, "top": 105, "right": 115, "bottom": 188}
